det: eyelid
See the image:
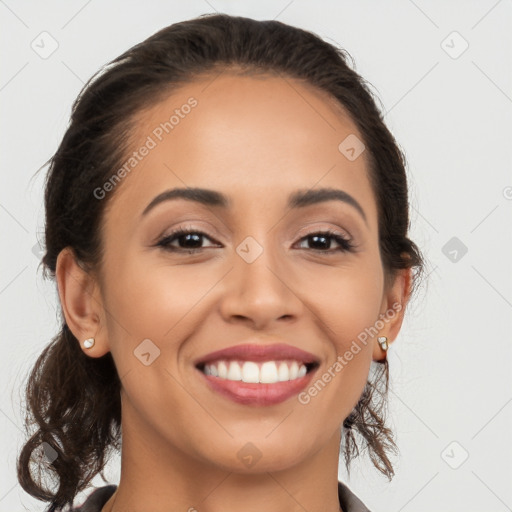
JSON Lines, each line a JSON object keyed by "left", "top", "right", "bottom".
{"left": 294, "top": 223, "right": 353, "bottom": 242}
{"left": 158, "top": 223, "right": 352, "bottom": 244}
{"left": 156, "top": 221, "right": 223, "bottom": 242}
{"left": 156, "top": 223, "right": 356, "bottom": 255}
{"left": 159, "top": 226, "right": 220, "bottom": 244}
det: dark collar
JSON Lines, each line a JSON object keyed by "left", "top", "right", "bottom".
{"left": 73, "top": 482, "right": 371, "bottom": 511}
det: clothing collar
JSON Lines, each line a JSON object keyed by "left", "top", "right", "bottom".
{"left": 73, "top": 481, "right": 371, "bottom": 512}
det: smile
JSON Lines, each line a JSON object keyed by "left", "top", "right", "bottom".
{"left": 196, "top": 359, "right": 320, "bottom": 406}
{"left": 199, "top": 359, "right": 316, "bottom": 383}
{"left": 193, "top": 342, "right": 321, "bottom": 405}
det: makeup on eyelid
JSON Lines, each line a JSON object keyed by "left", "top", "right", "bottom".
{"left": 155, "top": 226, "right": 356, "bottom": 254}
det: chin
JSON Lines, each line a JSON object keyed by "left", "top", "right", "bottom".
{"left": 200, "top": 440, "right": 310, "bottom": 474}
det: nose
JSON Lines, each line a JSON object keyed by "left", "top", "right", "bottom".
{"left": 218, "top": 242, "right": 304, "bottom": 330}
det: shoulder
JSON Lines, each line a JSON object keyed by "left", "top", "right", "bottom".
{"left": 70, "top": 485, "right": 117, "bottom": 512}
{"left": 338, "top": 480, "right": 372, "bottom": 512}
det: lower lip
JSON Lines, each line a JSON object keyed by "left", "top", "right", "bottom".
{"left": 196, "top": 366, "right": 318, "bottom": 406}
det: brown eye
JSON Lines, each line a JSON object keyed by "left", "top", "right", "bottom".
{"left": 296, "top": 230, "right": 355, "bottom": 253}
{"left": 157, "top": 228, "right": 220, "bottom": 253}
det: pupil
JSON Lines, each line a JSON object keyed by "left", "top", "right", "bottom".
{"left": 181, "top": 233, "right": 202, "bottom": 248}
{"left": 311, "top": 234, "right": 329, "bottom": 249}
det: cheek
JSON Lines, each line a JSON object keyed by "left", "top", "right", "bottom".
{"left": 102, "top": 253, "right": 226, "bottom": 365}
{"left": 106, "top": 252, "right": 199, "bottom": 325}
{"left": 319, "top": 263, "right": 384, "bottom": 409}
{"left": 299, "top": 271, "right": 381, "bottom": 430}
{"left": 295, "top": 258, "right": 382, "bottom": 406}
{"left": 300, "top": 259, "right": 384, "bottom": 344}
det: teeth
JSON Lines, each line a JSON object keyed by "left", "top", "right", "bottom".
{"left": 278, "top": 362, "right": 290, "bottom": 382}
{"left": 202, "top": 360, "right": 309, "bottom": 383}
{"left": 227, "top": 361, "right": 242, "bottom": 381}
{"left": 241, "top": 362, "right": 259, "bottom": 383}
{"left": 218, "top": 361, "right": 228, "bottom": 379}
{"left": 262, "top": 361, "right": 280, "bottom": 383}
{"left": 289, "top": 361, "right": 299, "bottom": 380}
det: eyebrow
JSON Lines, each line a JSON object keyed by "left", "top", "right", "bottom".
{"left": 141, "top": 187, "right": 367, "bottom": 224}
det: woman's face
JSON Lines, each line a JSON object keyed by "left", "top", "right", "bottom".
{"left": 70, "top": 72, "right": 406, "bottom": 473}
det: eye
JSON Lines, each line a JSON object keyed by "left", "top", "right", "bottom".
{"left": 295, "top": 230, "right": 355, "bottom": 253}
{"left": 156, "top": 227, "right": 220, "bottom": 253}
{"left": 155, "top": 227, "right": 355, "bottom": 255}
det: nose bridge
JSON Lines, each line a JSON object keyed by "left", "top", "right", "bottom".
{"left": 231, "top": 200, "right": 282, "bottom": 280}
{"left": 219, "top": 229, "right": 302, "bottom": 325}
{"left": 235, "top": 231, "right": 285, "bottom": 295}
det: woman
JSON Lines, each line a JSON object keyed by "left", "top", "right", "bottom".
{"left": 17, "top": 13, "right": 424, "bottom": 512}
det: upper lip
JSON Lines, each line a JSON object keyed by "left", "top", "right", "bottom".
{"left": 194, "top": 342, "right": 321, "bottom": 367}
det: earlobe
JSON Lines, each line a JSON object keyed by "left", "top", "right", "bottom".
{"left": 372, "top": 266, "right": 413, "bottom": 362}
{"left": 372, "top": 335, "right": 389, "bottom": 362}
{"left": 55, "top": 247, "right": 110, "bottom": 358}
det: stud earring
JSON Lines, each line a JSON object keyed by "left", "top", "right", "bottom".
{"left": 83, "top": 337, "right": 95, "bottom": 349}
{"left": 377, "top": 336, "right": 388, "bottom": 351}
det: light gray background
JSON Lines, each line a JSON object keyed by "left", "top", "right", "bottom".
{"left": 1, "top": 1, "right": 511, "bottom": 510}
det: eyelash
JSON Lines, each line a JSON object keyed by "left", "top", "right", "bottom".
{"left": 156, "top": 227, "right": 355, "bottom": 255}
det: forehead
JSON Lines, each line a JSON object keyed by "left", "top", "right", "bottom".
{"left": 106, "top": 72, "right": 376, "bottom": 224}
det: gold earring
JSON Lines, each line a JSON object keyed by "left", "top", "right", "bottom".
{"left": 83, "top": 337, "right": 95, "bottom": 349}
{"left": 377, "top": 336, "right": 388, "bottom": 351}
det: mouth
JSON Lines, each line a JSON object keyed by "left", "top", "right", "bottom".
{"left": 193, "top": 343, "right": 321, "bottom": 406}
{"left": 195, "top": 359, "right": 320, "bottom": 383}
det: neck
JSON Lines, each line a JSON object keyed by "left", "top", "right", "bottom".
{"left": 106, "top": 401, "right": 344, "bottom": 512}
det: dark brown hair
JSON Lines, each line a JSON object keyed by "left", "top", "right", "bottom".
{"left": 17, "top": 13, "right": 425, "bottom": 511}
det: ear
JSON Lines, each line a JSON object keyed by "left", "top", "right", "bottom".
{"left": 55, "top": 247, "right": 110, "bottom": 358}
{"left": 372, "top": 265, "right": 413, "bottom": 362}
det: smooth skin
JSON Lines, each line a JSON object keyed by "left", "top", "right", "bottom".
{"left": 57, "top": 71, "right": 411, "bottom": 512}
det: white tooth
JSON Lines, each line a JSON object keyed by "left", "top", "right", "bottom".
{"left": 241, "top": 361, "right": 260, "bottom": 383}
{"left": 207, "top": 359, "right": 307, "bottom": 382}
{"left": 227, "top": 361, "right": 242, "bottom": 381}
{"left": 277, "top": 362, "right": 290, "bottom": 382}
{"left": 289, "top": 361, "right": 299, "bottom": 379}
{"left": 260, "top": 361, "right": 279, "bottom": 383}
{"left": 217, "top": 361, "right": 228, "bottom": 379}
